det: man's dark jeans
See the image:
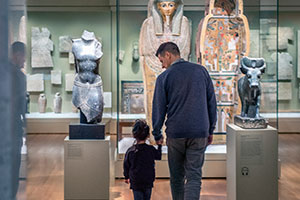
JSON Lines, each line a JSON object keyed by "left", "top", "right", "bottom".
{"left": 133, "top": 188, "right": 152, "bottom": 200}
{"left": 167, "top": 137, "right": 208, "bottom": 200}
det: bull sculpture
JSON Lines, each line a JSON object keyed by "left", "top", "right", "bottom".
{"left": 235, "top": 56, "right": 268, "bottom": 129}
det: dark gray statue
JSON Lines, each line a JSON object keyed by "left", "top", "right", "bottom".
{"left": 72, "top": 30, "right": 104, "bottom": 124}
{"left": 234, "top": 56, "right": 268, "bottom": 129}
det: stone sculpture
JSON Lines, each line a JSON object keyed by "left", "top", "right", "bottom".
{"left": 140, "top": 0, "right": 191, "bottom": 128}
{"left": 51, "top": 70, "right": 62, "bottom": 85}
{"left": 59, "top": 36, "right": 72, "bottom": 53}
{"left": 271, "top": 52, "right": 293, "bottom": 80}
{"left": 65, "top": 73, "right": 76, "bottom": 92}
{"left": 31, "top": 27, "right": 54, "bottom": 68}
{"left": 266, "top": 27, "right": 294, "bottom": 50}
{"left": 53, "top": 92, "right": 62, "bottom": 113}
{"left": 261, "top": 82, "right": 276, "bottom": 112}
{"left": 132, "top": 42, "right": 139, "bottom": 62}
{"left": 72, "top": 30, "right": 104, "bottom": 123}
{"left": 27, "top": 74, "right": 44, "bottom": 92}
{"left": 38, "top": 93, "right": 47, "bottom": 113}
{"left": 119, "top": 50, "right": 125, "bottom": 64}
{"left": 196, "top": 0, "right": 250, "bottom": 134}
{"left": 234, "top": 56, "right": 268, "bottom": 129}
{"left": 278, "top": 82, "right": 292, "bottom": 100}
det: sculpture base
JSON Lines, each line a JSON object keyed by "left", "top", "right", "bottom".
{"left": 69, "top": 123, "right": 105, "bottom": 139}
{"left": 234, "top": 115, "right": 268, "bottom": 129}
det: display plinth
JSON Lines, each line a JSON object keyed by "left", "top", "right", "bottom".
{"left": 226, "top": 124, "right": 278, "bottom": 200}
{"left": 69, "top": 123, "right": 105, "bottom": 139}
{"left": 64, "top": 136, "right": 110, "bottom": 200}
{"left": 115, "top": 137, "right": 226, "bottom": 178}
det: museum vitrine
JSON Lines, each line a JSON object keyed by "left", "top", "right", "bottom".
{"left": 23, "top": 0, "right": 300, "bottom": 156}
{"left": 25, "top": 1, "right": 115, "bottom": 117}
{"left": 115, "top": 0, "right": 281, "bottom": 154}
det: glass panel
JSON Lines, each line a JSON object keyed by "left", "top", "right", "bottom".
{"left": 116, "top": 0, "right": 278, "bottom": 153}
{"left": 277, "top": 0, "right": 300, "bottom": 131}
{"left": 25, "top": 7, "right": 113, "bottom": 115}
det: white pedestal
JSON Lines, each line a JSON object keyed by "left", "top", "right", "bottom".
{"left": 227, "top": 124, "right": 278, "bottom": 200}
{"left": 64, "top": 136, "right": 110, "bottom": 200}
{"left": 115, "top": 138, "right": 226, "bottom": 178}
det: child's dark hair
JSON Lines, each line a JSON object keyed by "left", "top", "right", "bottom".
{"left": 132, "top": 119, "right": 150, "bottom": 141}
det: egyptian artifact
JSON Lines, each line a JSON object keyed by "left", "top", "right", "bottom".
{"left": 196, "top": 0, "right": 250, "bottom": 134}
{"left": 53, "top": 92, "right": 62, "bottom": 113}
{"left": 234, "top": 56, "right": 268, "bottom": 129}
{"left": 72, "top": 30, "right": 104, "bottom": 123}
{"left": 139, "top": 0, "right": 191, "bottom": 127}
{"left": 31, "top": 27, "right": 54, "bottom": 68}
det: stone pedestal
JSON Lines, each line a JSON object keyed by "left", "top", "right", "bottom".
{"left": 69, "top": 123, "right": 105, "bottom": 140}
{"left": 226, "top": 124, "right": 278, "bottom": 200}
{"left": 64, "top": 136, "right": 110, "bottom": 200}
{"left": 234, "top": 115, "right": 268, "bottom": 129}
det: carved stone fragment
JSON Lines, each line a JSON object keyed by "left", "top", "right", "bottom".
{"left": 27, "top": 74, "right": 44, "bottom": 92}
{"left": 65, "top": 73, "right": 76, "bottom": 92}
{"left": 59, "top": 36, "right": 72, "bottom": 53}
{"left": 51, "top": 70, "right": 62, "bottom": 85}
{"left": 31, "top": 27, "right": 54, "bottom": 68}
{"left": 278, "top": 82, "right": 292, "bottom": 100}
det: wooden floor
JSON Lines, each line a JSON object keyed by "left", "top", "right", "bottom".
{"left": 21, "top": 134, "right": 300, "bottom": 200}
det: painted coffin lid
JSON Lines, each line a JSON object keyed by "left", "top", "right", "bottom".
{"left": 139, "top": 0, "right": 191, "bottom": 133}
{"left": 196, "top": 0, "right": 250, "bottom": 73}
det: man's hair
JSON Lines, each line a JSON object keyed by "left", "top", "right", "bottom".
{"left": 11, "top": 41, "right": 25, "bottom": 54}
{"left": 155, "top": 42, "right": 180, "bottom": 57}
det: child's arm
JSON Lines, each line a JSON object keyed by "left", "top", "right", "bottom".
{"left": 154, "top": 144, "right": 162, "bottom": 160}
{"left": 123, "top": 150, "right": 131, "bottom": 182}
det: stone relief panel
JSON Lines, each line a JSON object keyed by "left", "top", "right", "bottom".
{"left": 121, "top": 81, "right": 145, "bottom": 114}
{"left": 271, "top": 52, "right": 293, "bottom": 80}
{"left": 65, "top": 73, "right": 76, "bottom": 92}
{"left": 278, "top": 82, "right": 292, "bottom": 100}
{"left": 261, "top": 82, "right": 276, "bottom": 112}
{"left": 51, "top": 70, "right": 62, "bottom": 85}
{"left": 249, "top": 29, "right": 259, "bottom": 58}
{"left": 31, "top": 27, "right": 54, "bottom": 68}
{"left": 59, "top": 36, "right": 72, "bottom": 53}
{"left": 27, "top": 74, "right": 44, "bottom": 92}
{"left": 267, "top": 27, "right": 294, "bottom": 50}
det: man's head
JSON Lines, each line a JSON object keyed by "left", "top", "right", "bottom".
{"left": 156, "top": 42, "right": 181, "bottom": 69}
{"left": 11, "top": 41, "right": 26, "bottom": 68}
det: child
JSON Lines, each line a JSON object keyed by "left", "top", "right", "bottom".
{"left": 123, "top": 119, "right": 162, "bottom": 200}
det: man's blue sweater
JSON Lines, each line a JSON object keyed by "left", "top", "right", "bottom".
{"left": 152, "top": 59, "right": 217, "bottom": 140}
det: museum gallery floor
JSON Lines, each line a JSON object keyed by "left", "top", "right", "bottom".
{"left": 17, "top": 134, "right": 300, "bottom": 200}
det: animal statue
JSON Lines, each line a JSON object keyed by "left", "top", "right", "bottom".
{"left": 238, "top": 56, "right": 266, "bottom": 118}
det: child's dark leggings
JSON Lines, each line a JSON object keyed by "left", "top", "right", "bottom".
{"left": 133, "top": 188, "right": 152, "bottom": 200}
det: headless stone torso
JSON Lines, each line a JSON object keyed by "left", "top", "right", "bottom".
{"left": 73, "top": 33, "right": 102, "bottom": 84}
{"left": 72, "top": 31, "right": 104, "bottom": 124}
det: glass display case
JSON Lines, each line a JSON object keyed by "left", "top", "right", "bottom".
{"left": 115, "top": 0, "right": 279, "bottom": 149}
{"left": 114, "top": 0, "right": 280, "bottom": 177}
{"left": 276, "top": 0, "right": 300, "bottom": 132}
{"left": 23, "top": 0, "right": 300, "bottom": 176}
{"left": 25, "top": 2, "right": 114, "bottom": 116}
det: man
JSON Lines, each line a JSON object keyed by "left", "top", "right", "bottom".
{"left": 152, "top": 42, "right": 217, "bottom": 200}
{"left": 10, "top": 41, "right": 27, "bottom": 199}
